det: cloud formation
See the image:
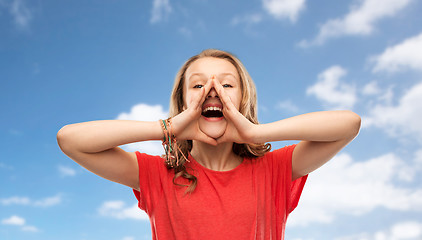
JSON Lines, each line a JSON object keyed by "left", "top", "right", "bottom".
{"left": 117, "top": 103, "right": 168, "bottom": 122}
{"left": 371, "top": 32, "right": 422, "bottom": 73}
{"left": 121, "top": 237, "right": 135, "bottom": 240}
{"left": 117, "top": 103, "right": 168, "bottom": 155}
{"left": 1, "top": 215, "right": 39, "bottom": 232}
{"left": 98, "top": 200, "right": 148, "bottom": 220}
{"left": 307, "top": 65, "right": 356, "bottom": 109}
{"left": 337, "top": 221, "right": 422, "bottom": 240}
{"left": 33, "top": 195, "right": 62, "bottom": 207}
{"left": 150, "top": 0, "right": 171, "bottom": 24}
{"left": 1, "top": 215, "right": 25, "bottom": 225}
{"left": 0, "top": 196, "right": 30, "bottom": 205}
{"left": 0, "top": 194, "right": 62, "bottom": 207}
{"left": 298, "top": 0, "right": 413, "bottom": 47}
{"left": 288, "top": 152, "right": 422, "bottom": 226}
{"left": 58, "top": 165, "right": 76, "bottom": 177}
{"left": 262, "top": 0, "right": 306, "bottom": 22}
{"left": 0, "top": 0, "right": 33, "bottom": 29}
{"left": 362, "top": 81, "right": 381, "bottom": 96}
{"left": 363, "top": 81, "right": 422, "bottom": 143}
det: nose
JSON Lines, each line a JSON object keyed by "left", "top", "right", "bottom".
{"left": 207, "top": 87, "right": 219, "bottom": 99}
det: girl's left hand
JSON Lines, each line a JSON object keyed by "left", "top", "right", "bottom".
{"left": 212, "top": 78, "right": 259, "bottom": 144}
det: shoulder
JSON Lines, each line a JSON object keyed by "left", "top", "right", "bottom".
{"left": 260, "top": 144, "right": 296, "bottom": 161}
{"left": 247, "top": 144, "right": 296, "bottom": 168}
{"left": 134, "top": 152, "right": 166, "bottom": 170}
{"left": 135, "top": 151, "right": 163, "bottom": 160}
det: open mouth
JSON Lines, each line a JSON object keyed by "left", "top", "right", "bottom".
{"left": 202, "top": 106, "right": 223, "bottom": 118}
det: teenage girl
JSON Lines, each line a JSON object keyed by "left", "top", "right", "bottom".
{"left": 57, "top": 49, "right": 361, "bottom": 240}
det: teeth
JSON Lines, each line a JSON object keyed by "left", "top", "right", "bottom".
{"left": 202, "top": 106, "right": 222, "bottom": 113}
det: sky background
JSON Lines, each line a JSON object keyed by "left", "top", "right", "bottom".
{"left": 1, "top": 0, "right": 422, "bottom": 239}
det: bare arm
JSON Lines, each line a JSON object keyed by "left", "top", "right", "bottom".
{"left": 57, "top": 120, "right": 163, "bottom": 190}
{"left": 255, "top": 110, "right": 361, "bottom": 180}
{"left": 213, "top": 80, "right": 361, "bottom": 180}
{"left": 57, "top": 81, "right": 218, "bottom": 190}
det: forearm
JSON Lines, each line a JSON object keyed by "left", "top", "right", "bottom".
{"left": 255, "top": 110, "right": 361, "bottom": 143}
{"left": 57, "top": 120, "right": 163, "bottom": 153}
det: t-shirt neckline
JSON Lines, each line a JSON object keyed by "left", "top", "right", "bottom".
{"left": 188, "top": 153, "right": 246, "bottom": 174}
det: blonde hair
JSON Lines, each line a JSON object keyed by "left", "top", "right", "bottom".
{"left": 167, "top": 49, "right": 271, "bottom": 193}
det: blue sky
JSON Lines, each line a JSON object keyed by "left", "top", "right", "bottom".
{"left": 1, "top": 0, "right": 422, "bottom": 239}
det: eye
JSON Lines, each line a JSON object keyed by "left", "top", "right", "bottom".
{"left": 193, "top": 84, "right": 204, "bottom": 89}
{"left": 222, "top": 84, "right": 233, "bottom": 88}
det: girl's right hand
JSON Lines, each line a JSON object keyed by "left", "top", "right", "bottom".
{"left": 171, "top": 79, "right": 218, "bottom": 146}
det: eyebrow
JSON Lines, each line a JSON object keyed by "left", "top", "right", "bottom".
{"left": 187, "top": 72, "right": 237, "bottom": 80}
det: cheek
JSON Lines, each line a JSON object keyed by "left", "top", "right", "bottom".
{"left": 184, "top": 91, "right": 196, "bottom": 108}
{"left": 232, "top": 91, "right": 242, "bottom": 110}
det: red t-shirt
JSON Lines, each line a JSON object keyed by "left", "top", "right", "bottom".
{"left": 133, "top": 144, "right": 307, "bottom": 240}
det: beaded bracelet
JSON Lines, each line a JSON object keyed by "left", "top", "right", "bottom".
{"left": 159, "top": 118, "right": 188, "bottom": 167}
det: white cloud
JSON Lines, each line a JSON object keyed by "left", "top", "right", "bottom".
{"left": 276, "top": 100, "right": 300, "bottom": 113}
{"left": 117, "top": 103, "right": 168, "bottom": 155}
{"left": 122, "top": 141, "right": 164, "bottom": 155}
{"left": 150, "top": 0, "right": 171, "bottom": 24}
{"left": 122, "top": 237, "right": 135, "bottom": 240}
{"left": 288, "top": 152, "right": 422, "bottom": 227}
{"left": 362, "top": 81, "right": 381, "bottom": 95}
{"left": 306, "top": 66, "right": 356, "bottom": 109}
{"left": 391, "top": 221, "right": 422, "bottom": 239}
{"left": 336, "top": 221, "right": 422, "bottom": 240}
{"left": 117, "top": 103, "right": 168, "bottom": 122}
{"left": 9, "top": 0, "right": 32, "bottom": 29}
{"left": 0, "top": 196, "right": 30, "bottom": 205}
{"left": 33, "top": 194, "right": 62, "bottom": 207}
{"left": 0, "top": 194, "right": 62, "bottom": 207}
{"left": 1, "top": 215, "right": 25, "bottom": 225}
{"left": 58, "top": 165, "right": 76, "bottom": 177}
{"left": 22, "top": 225, "right": 40, "bottom": 232}
{"left": 1, "top": 215, "right": 40, "bottom": 232}
{"left": 298, "top": 0, "right": 412, "bottom": 47}
{"left": 415, "top": 149, "right": 422, "bottom": 165}
{"left": 371, "top": 32, "right": 422, "bottom": 73}
{"left": 262, "top": 0, "right": 306, "bottom": 22}
{"left": 361, "top": 81, "right": 394, "bottom": 105}
{"left": 363, "top": 81, "right": 422, "bottom": 143}
{"left": 98, "top": 200, "right": 149, "bottom": 220}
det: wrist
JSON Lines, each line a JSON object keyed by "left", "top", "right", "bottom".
{"left": 251, "top": 124, "right": 267, "bottom": 143}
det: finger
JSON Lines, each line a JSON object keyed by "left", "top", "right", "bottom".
{"left": 213, "top": 79, "right": 236, "bottom": 111}
{"left": 200, "top": 78, "right": 213, "bottom": 105}
{"left": 190, "top": 87, "right": 204, "bottom": 108}
{"left": 216, "top": 134, "right": 230, "bottom": 144}
{"left": 216, "top": 136, "right": 225, "bottom": 144}
{"left": 197, "top": 132, "right": 218, "bottom": 146}
{"left": 189, "top": 79, "right": 212, "bottom": 111}
{"left": 190, "top": 78, "right": 213, "bottom": 112}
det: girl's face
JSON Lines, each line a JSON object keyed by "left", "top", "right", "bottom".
{"left": 184, "top": 57, "right": 242, "bottom": 139}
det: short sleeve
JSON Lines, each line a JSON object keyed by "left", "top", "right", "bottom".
{"left": 132, "top": 152, "right": 165, "bottom": 214}
{"left": 271, "top": 144, "right": 308, "bottom": 215}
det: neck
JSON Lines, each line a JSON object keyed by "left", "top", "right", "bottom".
{"left": 190, "top": 141, "right": 243, "bottom": 171}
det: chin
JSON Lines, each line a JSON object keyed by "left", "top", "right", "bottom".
{"left": 199, "top": 117, "right": 227, "bottom": 140}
